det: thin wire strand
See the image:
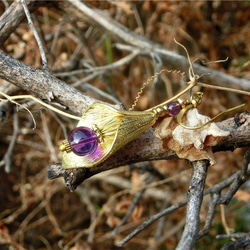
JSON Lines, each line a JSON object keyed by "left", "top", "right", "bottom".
{"left": 129, "top": 70, "right": 166, "bottom": 111}
{"left": 177, "top": 103, "right": 246, "bottom": 130}
{"left": 0, "top": 91, "right": 82, "bottom": 128}
{"left": 197, "top": 82, "right": 250, "bottom": 96}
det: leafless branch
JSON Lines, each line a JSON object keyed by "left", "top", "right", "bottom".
{"left": 0, "top": 110, "right": 19, "bottom": 172}
{"left": 118, "top": 199, "right": 187, "bottom": 247}
{"left": 197, "top": 192, "right": 220, "bottom": 239}
{"left": 59, "top": 0, "right": 250, "bottom": 91}
{"left": 0, "top": 0, "right": 45, "bottom": 46}
{"left": 47, "top": 112, "right": 250, "bottom": 190}
{"left": 176, "top": 160, "right": 209, "bottom": 250}
{"left": 0, "top": 49, "right": 99, "bottom": 115}
{"left": 21, "top": 0, "right": 49, "bottom": 71}
{"left": 219, "top": 232, "right": 250, "bottom": 250}
{"left": 111, "top": 159, "right": 250, "bottom": 248}
{"left": 219, "top": 148, "right": 250, "bottom": 205}
{"left": 112, "top": 172, "right": 155, "bottom": 235}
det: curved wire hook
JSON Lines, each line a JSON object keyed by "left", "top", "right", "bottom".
{"left": 177, "top": 103, "right": 246, "bottom": 130}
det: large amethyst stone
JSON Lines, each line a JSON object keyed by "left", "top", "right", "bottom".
{"left": 167, "top": 102, "right": 181, "bottom": 116}
{"left": 68, "top": 127, "right": 99, "bottom": 156}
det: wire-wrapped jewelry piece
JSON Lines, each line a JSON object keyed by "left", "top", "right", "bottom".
{"left": 60, "top": 92, "right": 205, "bottom": 169}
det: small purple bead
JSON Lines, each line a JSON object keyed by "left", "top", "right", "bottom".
{"left": 167, "top": 102, "right": 181, "bottom": 116}
{"left": 68, "top": 127, "right": 99, "bottom": 156}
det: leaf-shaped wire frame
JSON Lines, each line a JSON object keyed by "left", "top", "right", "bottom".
{"left": 61, "top": 103, "right": 157, "bottom": 169}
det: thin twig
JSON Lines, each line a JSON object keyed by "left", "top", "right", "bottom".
{"left": 45, "top": 191, "right": 64, "bottom": 236}
{"left": 81, "top": 50, "right": 141, "bottom": 74}
{"left": 41, "top": 112, "right": 58, "bottom": 162}
{"left": 21, "top": 0, "right": 49, "bottom": 72}
{"left": 48, "top": 109, "right": 68, "bottom": 139}
{"left": 115, "top": 160, "right": 250, "bottom": 247}
{"left": 219, "top": 233, "right": 250, "bottom": 250}
{"left": 13, "top": 200, "right": 47, "bottom": 241}
{"left": 65, "top": 15, "right": 98, "bottom": 66}
{"left": 197, "top": 192, "right": 220, "bottom": 239}
{"left": 62, "top": 0, "right": 250, "bottom": 91}
{"left": 118, "top": 199, "right": 187, "bottom": 247}
{"left": 153, "top": 200, "right": 169, "bottom": 241}
{"left": 217, "top": 232, "right": 249, "bottom": 239}
{"left": 176, "top": 160, "right": 209, "bottom": 250}
{"left": 112, "top": 173, "right": 155, "bottom": 235}
{"left": 1, "top": 110, "right": 19, "bottom": 173}
{"left": 2, "top": 0, "right": 9, "bottom": 8}
{"left": 219, "top": 148, "right": 250, "bottom": 205}
{"left": 82, "top": 193, "right": 98, "bottom": 245}
{"left": 80, "top": 83, "right": 121, "bottom": 105}
{"left": 148, "top": 219, "right": 186, "bottom": 249}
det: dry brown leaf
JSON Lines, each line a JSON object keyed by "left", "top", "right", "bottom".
{"left": 0, "top": 222, "right": 11, "bottom": 244}
{"left": 115, "top": 200, "right": 132, "bottom": 214}
{"left": 130, "top": 204, "right": 144, "bottom": 223}
{"left": 70, "top": 241, "right": 91, "bottom": 250}
{"left": 115, "top": 200, "right": 144, "bottom": 224}
{"left": 106, "top": 215, "right": 121, "bottom": 228}
{"left": 105, "top": 207, "right": 121, "bottom": 228}
{"left": 154, "top": 109, "right": 230, "bottom": 165}
{"left": 110, "top": 2, "right": 133, "bottom": 14}
{"left": 131, "top": 170, "right": 143, "bottom": 193}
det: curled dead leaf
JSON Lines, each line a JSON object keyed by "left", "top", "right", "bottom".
{"left": 0, "top": 222, "right": 11, "bottom": 244}
{"left": 154, "top": 109, "right": 230, "bottom": 165}
{"left": 105, "top": 207, "right": 121, "bottom": 228}
{"left": 115, "top": 200, "right": 144, "bottom": 224}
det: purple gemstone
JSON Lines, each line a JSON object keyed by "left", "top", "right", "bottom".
{"left": 68, "top": 127, "right": 99, "bottom": 156}
{"left": 167, "top": 102, "right": 181, "bottom": 116}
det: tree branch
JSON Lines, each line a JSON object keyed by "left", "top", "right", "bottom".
{"left": 48, "top": 112, "right": 250, "bottom": 191}
{"left": 0, "top": 49, "right": 97, "bottom": 116}
{"left": 58, "top": 0, "right": 250, "bottom": 91}
{"left": 0, "top": 0, "right": 45, "bottom": 47}
{"left": 115, "top": 160, "right": 250, "bottom": 248}
{"left": 220, "top": 232, "right": 250, "bottom": 250}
